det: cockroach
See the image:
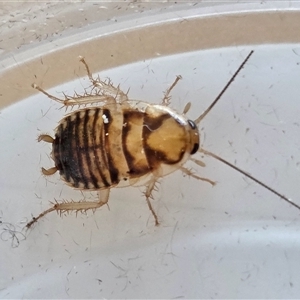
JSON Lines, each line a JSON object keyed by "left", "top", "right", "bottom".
{"left": 26, "top": 50, "right": 300, "bottom": 229}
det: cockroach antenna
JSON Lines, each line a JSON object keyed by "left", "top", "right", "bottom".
{"left": 194, "top": 50, "right": 300, "bottom": 212}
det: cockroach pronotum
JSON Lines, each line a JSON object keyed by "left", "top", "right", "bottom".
{"left": 26, "top": 50, "right": 300, "bottom": 229}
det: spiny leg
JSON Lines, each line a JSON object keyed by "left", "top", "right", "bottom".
{"left": 32, "top": 56, "right": 120, "bottom": 106}
{"left": 32, "top": 83, "right": 117, "bottom": 107}
{"left": 180, "top": 166, "right": 215, "bottom": 186}
{"left": 26, "top": 189, "right": 111, "bottom": 229}
{"left": 79, "top": 56, "right": 129, "bottom": 103}
{"left": 144, "top": 179, "right": 159, "bottom": 226}
{"left": 161, "top": 75, "right": 182, "bottom": 106}
{"left": 32, "top": 83, "right": 65, "bottom": 104}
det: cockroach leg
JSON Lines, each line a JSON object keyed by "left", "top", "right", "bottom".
{"left": 98, "top": 189, "right": 110, "bottom": 206}
{"left": 180, "top": 166, "right": 215, "bottom": 186}
{"left": 32, "top": 83, "right": 118, "bottom": 107}
{"left": 32, "top": 83, "right": 64, "bottom": 103}
{"left": 26, "top": 189, "right": 111, "bottom": 229}
{"left": 161, "top": 75, "right": 182, "bottom": 106}
{"left": 51, "top": 189, "right": 111, "bottom": 214}
{"left": 78, "top": 56, "right": 95, "bottom": 86}
{"left": 79, "top": 56, "right": 129, "bottom": 104}
{"left": 144, "top": 179, "right": 159, "bottom": 226}
{"left": 26, "top": 206, "right": 56, "bottom": 229}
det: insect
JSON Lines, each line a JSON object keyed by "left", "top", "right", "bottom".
{"left": 26, "top": 50, "right": 300, "bottom": 229}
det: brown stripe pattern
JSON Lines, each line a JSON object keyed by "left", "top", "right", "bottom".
{"left": 52, "top": 105, "right": 187, "bottom": 190}
{"left": 53, "top": 108, "right": 114, "bottom": 189}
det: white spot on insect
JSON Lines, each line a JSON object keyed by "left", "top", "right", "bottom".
{"left": 102, "top": 114, "right": 109, "bottom": 124}
{"left": 105, "top": 133, "right": 109, "bottom": 136}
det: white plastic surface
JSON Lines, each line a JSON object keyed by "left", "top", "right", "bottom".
{"left": 1, "top": 45, "right": 300, "bottom": 298}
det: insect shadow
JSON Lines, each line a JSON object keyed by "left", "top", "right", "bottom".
{"left": 26, "top": 50, "right": 300, "bottom": 229}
